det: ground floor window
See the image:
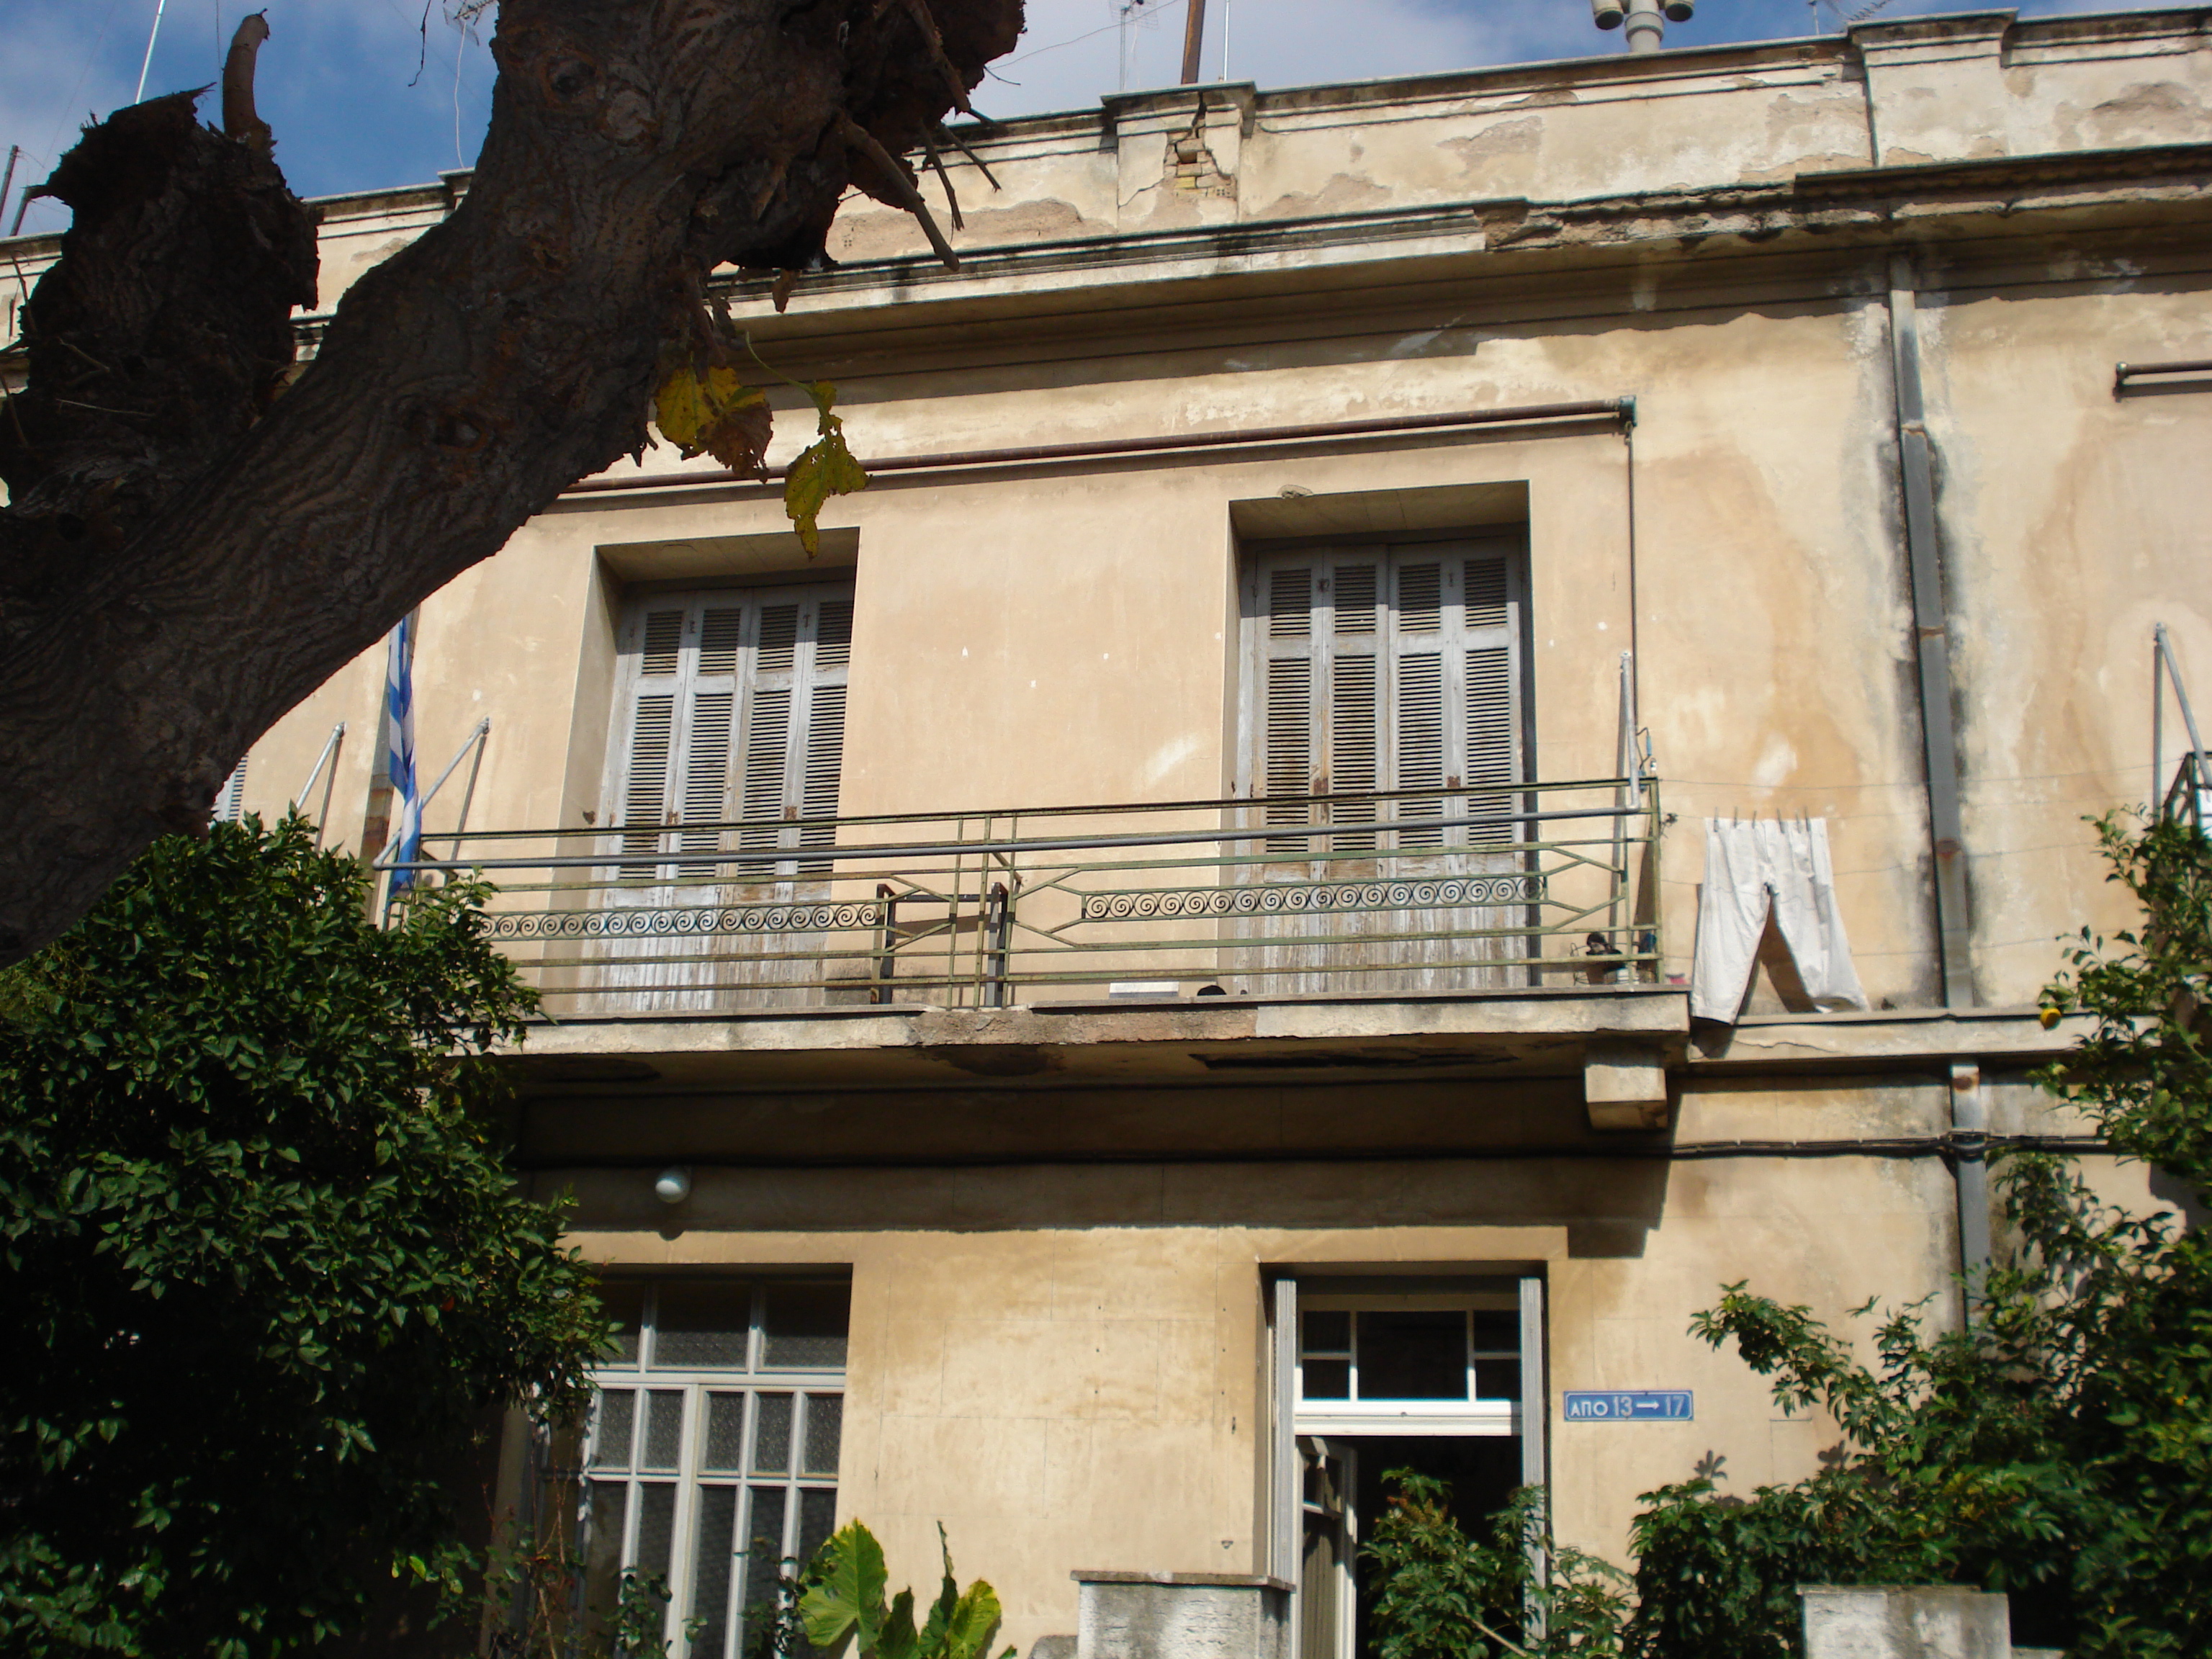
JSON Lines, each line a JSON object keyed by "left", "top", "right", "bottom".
{"left": 1274, "top": 1278, "right": 1545, "bottom": 1659}
{"left": 583, "top": 1277, "right": 850, "bottom": 1658}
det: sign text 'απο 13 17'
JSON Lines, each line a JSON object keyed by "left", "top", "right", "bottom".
{"left": 1560, "top": 1390, "right": 1693, "bottom": 1421}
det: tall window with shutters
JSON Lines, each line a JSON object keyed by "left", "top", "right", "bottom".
{"left": 607, "top": 583, "right": 853, "bottom": 886}
{"left": 1240, "top": 536, "right": 1529, "bottom": 855}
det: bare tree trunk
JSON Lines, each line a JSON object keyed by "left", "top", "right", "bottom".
{"left": 0, "top": 0, "right": 1021, "bottom": 961}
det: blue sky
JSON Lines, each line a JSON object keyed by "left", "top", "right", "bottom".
{"left": 0, "top": 0, "right": 2175, "bottom": 238}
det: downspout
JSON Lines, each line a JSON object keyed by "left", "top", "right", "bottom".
{"left": 1885, "top": 254, "right": 1975, "bottom": 1009}
{"left": 1950, "top": 1063, "right": 1990, "bottom": 1321}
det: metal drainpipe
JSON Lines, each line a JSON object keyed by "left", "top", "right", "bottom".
{"left": 1950, "top": 1063, "right": 1991, "bottom": 1319}
{"left": 1887, "top": 255, "right": 1976, "bottom": 1010}
{"left": 1624, "top": 5, "right": 1665, "bottom": 51}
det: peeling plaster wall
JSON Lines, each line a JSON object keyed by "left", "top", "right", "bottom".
{"left": 1860, "top": 9, "right": 2212, "bottom": 168}
{"left": 15, "top": 9, "right": 2212, "bottom": 1623}
{"left": 545, "top": 1074, "right": 2051, "bottom": 1651}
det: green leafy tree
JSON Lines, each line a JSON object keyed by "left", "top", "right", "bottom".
{"left": 1620, "top": 813, "right": 2212, "bottom": 1659}
{"left": 0, "top": 816, "right": 606, "bottom": 1657}
{"left": 1362, "top": 1473, "right": 1627, "bottom": 1659}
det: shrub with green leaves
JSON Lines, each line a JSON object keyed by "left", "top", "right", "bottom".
{"left": 1350, "top": 817, "right": 2212, "bottom": 1659}
{"left": 1363, "top": 1473, "right": 1627, "bottom": 1659}
{"left": 1619, "top": 813, "right": 2212, "bottom": 1659}
{"left": 0, "top": 816, "right": 606, "bottom": 1657}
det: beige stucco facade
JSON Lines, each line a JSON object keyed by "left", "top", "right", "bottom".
{"left": 7, "top": 9, "right": 2206, "bottom": 1653}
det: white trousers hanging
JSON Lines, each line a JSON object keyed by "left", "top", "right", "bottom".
{"left": 1691, "top": 818, "right": 1868, "bottom": 1023}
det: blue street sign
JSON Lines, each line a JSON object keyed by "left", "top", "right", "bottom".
{"left": 1562, "top": 1390, "right": 1694, "bottom": 1422}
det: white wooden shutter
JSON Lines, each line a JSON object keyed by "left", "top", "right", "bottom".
{"left": 800, "top": 598, "right": 854, "bottom": 870}
{"left": 616, "top": 608, "right": 687, "bottom": 879}
{"left": 1329, "top": 560, "right": 1382, "bottom": 850}
{"left": 1245, "top": 538, "right": 1527, "bottom": 852}
{"left": 611, "top": 583, "right": 853, "bottom": 886}
{"left": 1257, "top": 564, "right": 1320, "bottom": 850}
{"left": 1460, "top": 546, "right": 1526, "bottom": 846}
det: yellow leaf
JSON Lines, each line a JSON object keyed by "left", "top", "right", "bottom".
{"left": 652, "top": 362, "right": 760, "bottom": 456}
{"left": 783, "top": 423, "right": 869, "bottom": 558}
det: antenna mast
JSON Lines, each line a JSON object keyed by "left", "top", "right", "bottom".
{"left": 1180, "top": 0, "right": 1206, "bottom": 84}
{"left": 133, "top": 0, "right": 171, "bottom": 104}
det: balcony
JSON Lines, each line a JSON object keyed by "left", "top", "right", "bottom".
{"left": 397, "top": 777, "right": 1663, "bottom": 1024}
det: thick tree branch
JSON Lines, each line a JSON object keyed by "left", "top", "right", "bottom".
{"left": 0, "top": 0, "right": 1022, "bottom": 961}
{"left": 222, "top": 13, "right": 274, "bottom": 155}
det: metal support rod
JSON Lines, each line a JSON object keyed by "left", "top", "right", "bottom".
{"left": 450, "top": 718, "right": 493, "bottom": 846}
{"left": 2115, "top": 358, "right": 2212, "bottom": 394}
{"left": 565, "top": 398, "right": 1637, "bottom": 497}
{"left": 2154, "top": 624, "right": 2208, "bottom": 765}
{"left": 873, "top": 882, "right": 899, "bottom": 1004}
{"left": 984, "top": 880, "right": 1012, "bottom": 1008}
{"left": 2155, "top": 632, "right": 2167, "bottom": 811}
{"left": 1611, "top": 652, "right": 1635, "bottom": 939}
{"left": 292, "top": 721, "right": 346, "bottom": 845}
{"left": 1624, "top": 4, "right": 1664, "bottom": 51}
{"left": 401, "top": 798, "right": 1645, "bottom": 875}
{"left": 315, "top": 727, "right": 344, "bottom": 848}
{"left": 0, "top": 148, "right": 19, "bottom": 243}
{"left": 373, "top": 718, "right": 490, "bottom": 868}
{"left": 1951, "top": 1063, "right": 1990, "bottom": 1321}
{"left": 133, "top": 0, "right": 171, "bottom": 104}
{"left": 1888, "top": 257, "right": 1975, "bottom": 1008}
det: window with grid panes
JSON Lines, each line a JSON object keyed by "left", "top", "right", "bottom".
{"left": 585, "top": 1280, "right": 849, "bottom": 1658}
{"left": 1240, "top": 537, "right": 1527, "bottom": 852}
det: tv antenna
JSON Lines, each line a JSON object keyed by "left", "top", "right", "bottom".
{"left": 1117, "top": 0, "right": 1166, "bottom": 91}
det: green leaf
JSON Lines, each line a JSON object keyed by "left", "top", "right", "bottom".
{"left": 940, "top": 1581, "right": 1002, "bottom": 1659}
{"left": 878, "top": 1587, "right": 921, "bottom": 1659}
{"left": 801, "top": 1521, "right": 890, "bottom": 1653}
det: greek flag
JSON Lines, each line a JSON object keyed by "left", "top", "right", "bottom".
{"left": 384, "top": 613, "right": 421, "bottom": 891}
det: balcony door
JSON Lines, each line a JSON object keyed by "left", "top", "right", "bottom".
{"left": 589, "top": 582, "right": 855, "bottom": 1012}
{"left": 1234, "top": 536, "right": 1532, "bottom": 994}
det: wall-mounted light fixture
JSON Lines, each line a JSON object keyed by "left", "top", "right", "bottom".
{"left": 653, "top": 1166, "right": 693, "bottom": 1205}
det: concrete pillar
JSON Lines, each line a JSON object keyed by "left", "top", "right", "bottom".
{"left": 1799, "top": 1586, "right": 2011, "bottom": 1659}
{"left": 1073, "top": 1572, "right": 1292, "bottom": 1659}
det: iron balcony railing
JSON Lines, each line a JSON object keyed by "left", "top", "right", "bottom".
{"left": 387, "top": 777, "right": 1662, "bottom": 1017}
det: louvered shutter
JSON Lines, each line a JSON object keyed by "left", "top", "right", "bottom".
{"left": 1460, "top": 549, "right": 1525, "bottom": 846}
{"left": 1256, "top": 563, "right": 1320, "bottom": 850}
{"left": 800, "top": 598, "right": 853, "bottom": 871}
{"left": 616, "top": 608, "right": 687, "bottom": 879}
{"left": 613, "top": 582, "right": 853, "bottom": 889}
{"left": 1390, "top": 559, "right": 1448, "bottom": 849}
{"left": 1328, "top": 559, "right": 1383, "bottom": 850}
{"left": 737, "top": 602, "right": 799, "bottom": 869}
{"left": 611, "top": 584, "right": 853, "bottom": 886}
{"left": 1246, "top": 538, "right": 1526, "bottom": 853}
{"left": 212, "top": 756, "right": 249, "bottom": 824}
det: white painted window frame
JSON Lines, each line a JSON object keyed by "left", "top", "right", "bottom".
{"left": 583, "top": 1282, "right": 846, "bottom": 1659}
